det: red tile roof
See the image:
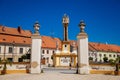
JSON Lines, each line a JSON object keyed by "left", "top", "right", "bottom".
{"left": 0, "top": 26, "right": 31, "bottom": 37}
{"left": 0, "top": 25, "right": 61, "bottom": 48}
{"left": 42, "top": 36, "right": 61, "bottom": 49}
{"left": 0, "top": 25, "right": 120, "bottom": 52}
{"left": 89, "top": 42, "right": 120, "bottom": 53}
{"left": 0, "top": 34, "right": 31, "bottom": 45}
{"left": 0, "top": 26, "right": 31, "bottom": 45}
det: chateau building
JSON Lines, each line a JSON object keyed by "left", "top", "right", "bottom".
{"left": 0, "top": 25, "right": 120, "bottom": 66}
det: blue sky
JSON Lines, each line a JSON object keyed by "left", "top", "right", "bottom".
{"left": 0, "top": 0, "right": 120, "bottom": 45}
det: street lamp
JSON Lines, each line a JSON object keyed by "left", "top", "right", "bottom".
{"left": 33, "top": 21, "right": 40, "bottom": 34}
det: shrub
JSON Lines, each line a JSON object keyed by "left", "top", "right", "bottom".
{"left": 103, "top": 57, "right": 108, "bottom": 63}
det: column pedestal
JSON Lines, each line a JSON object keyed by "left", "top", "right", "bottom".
{"left": 30, "top": 34, "right": 42, "bottom": 74}
{"left": 77, "top": 32, "right": 89, "bottom": 74}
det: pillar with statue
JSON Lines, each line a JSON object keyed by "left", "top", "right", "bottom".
{"left": 77, "top": 20, "right": 90, "bottom": 74}
{"left": 53, "top": 14, "right": 77, "bottom": 67}
{"left": 30, "top": 21, "right": 42, "bottom": 74}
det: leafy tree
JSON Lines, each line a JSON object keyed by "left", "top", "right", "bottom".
{"left": 103, "top": 57, "right": 108, "bottom": 63}
{"left": 89, "top": 57, "right": 93, "bottom": 61}
{"left": 21, "top": 54, "right": 30, "bottom": 62}
{"left": 109, "top": 59, "right": 114, "bottom": 63}
{"left": 0, "top": 59, "right": 12, "bottom": 75}
{"left": 109, "top": 57, "right": 120, "bottom": 75}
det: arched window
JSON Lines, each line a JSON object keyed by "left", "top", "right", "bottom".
{"left": 47, "top": 50, "right": 49, "bottom": 54}
{"left": 42, "top": 50, "right": 45, "bottom": 54}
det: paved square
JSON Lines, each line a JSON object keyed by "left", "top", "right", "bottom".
{"left": 0, "top": 69, "right": 120, "bottom": 80}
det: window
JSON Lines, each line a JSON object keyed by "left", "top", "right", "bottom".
{"left": 18, "top": 58, "right": 23, "bottom": 62}
{"left": 113, "top": 55, "right": 116, "bottom": 57}
{"left": 9, "top": 47, "right": 13, "bottom": 53}
{"left": 47, "top": 50, "right": 49, "bottom": 54}
{"left": 89, "top": 53, "right": 91, "bottom": 56}
{"left": 19, "top": 48, "right": 23, "bottom": 54}
{"left": 47, "top": 57, "right": 49, "bottom": 63}
{"left": 65, "top": 45, "right": 67, "bottom": 47}
{"left": 7, "top": 58, "right": 13, "bottom": 62}
{"left": 109, "top": 54, "right": 111, "bottom": 57}
{"left": 104, "top": 54, "right": 106, "bottom": 57}
{"left": 42, "top": 50, "right": 45, "bottom": 54}
{"left": 99, "top": 54, "right": 102, "bottom": 57}
{"left": 117, "top": 55, "right": 119, "bottom": 57}
{"left": 53, "top": 50, "right": 55, "bottom": 54}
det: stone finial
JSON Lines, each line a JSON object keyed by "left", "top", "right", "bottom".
{"left": 79, "top": 20, "right": 86, "bottom": 33}
{"left": 33, "top": 21, "right": 40, "bottom": 34}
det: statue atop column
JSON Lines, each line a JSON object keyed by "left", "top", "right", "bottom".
{"left": 79, "top": 20, "right": 86, "bottom": 33}
{"left": 33, "top": 21, "right": 40, "bottom": 34}
{"left": 62, "top": 14, "right": 69, "bottom": 41}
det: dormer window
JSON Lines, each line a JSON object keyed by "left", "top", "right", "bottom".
{"left": 3, "top": 38, "right": 6, "bottom": 41}
{"left": 23, "top": 40, "right": 26, "bottom": 43}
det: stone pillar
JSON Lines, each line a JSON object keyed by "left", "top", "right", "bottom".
{"left": 77, "top": 20, "right": 89, "bottom": 74}
{"left": 30, "top": 21, "right": 42, "bottom": 74}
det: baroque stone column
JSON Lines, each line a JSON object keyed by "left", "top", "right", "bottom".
{"left": 77, "top": 20, "right": 89, "bottom": 74}
{"left": 31, "top": 21, "right": 42, "bottom": 74}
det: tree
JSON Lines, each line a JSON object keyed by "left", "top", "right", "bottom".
{"left": 21, "top": 54, "right": 30, "bottom": 62}
{"left": 109, "top": 59, "right": 114, "bottom": 63}
{"left": 103, "top": 57, "right": 108, "bottom": 63}
{"left": 0, "top": 59, "right": 12, "bottom": 75}
{"left": 89, "top": 57, "right": 93, "bottom": 61}
{"left": 89, "top": 57, "right": 93, "bottom": 62}
{"left": 109, "top": 57, "right": 120, "bottom": 75}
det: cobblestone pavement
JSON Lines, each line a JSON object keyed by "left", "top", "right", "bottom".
{"left": 0, "top": 68, "right": 120, "bottom": 80}
{"left": 1, "top": 73, "right": 120, "bottom": 80}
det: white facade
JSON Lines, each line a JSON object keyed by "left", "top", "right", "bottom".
{"left": 89, "top": 51, "right": 119, "bottom": 62}
{"left": 41, "top": 48, "right": 55, "bottom": 66}
{"left": 0, "top": 44, "right": 30, "bottom": 62}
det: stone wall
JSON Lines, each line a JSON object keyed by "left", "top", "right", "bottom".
{"left": 90, "top": 63, "right": 120, "bottom": 74}
{"left": 0, "top": 62, "right": 30, "bottom": 74}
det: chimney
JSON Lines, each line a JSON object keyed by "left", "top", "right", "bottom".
{"left": 2, "top": 26, "right": 5, "bottom": 32}
{"left": 18, "top": 26, "right": 22, "bottom": 33}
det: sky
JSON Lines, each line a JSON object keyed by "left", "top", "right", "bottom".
{"left": 0, "top": 0, "right": 120, "bottom": 45}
